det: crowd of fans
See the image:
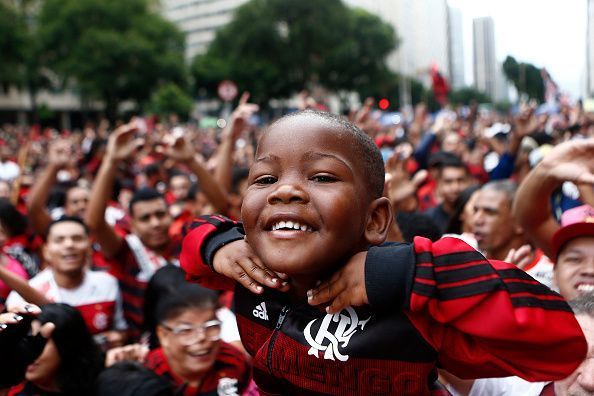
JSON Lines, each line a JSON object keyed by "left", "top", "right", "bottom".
{"left": 0, "top": 92, "right": 593, "bottom": 395}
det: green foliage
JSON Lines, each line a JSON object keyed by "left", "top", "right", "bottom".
{"left": 0, "top": 1, "right": 27, "bottom": 88}
{"left": 192, "top": 0, "right": 397, "bottom": 104}
{"left": 502, "top": 55, "right": 544, "bottom": 103}
{"left": 38, "top": 0, "right": 187, "bottom": 119}
{"left": 449, "top": 87, "right": 491, "bottom": 105}
{"left": 148, "top": 83, "right": 193, "bottom": 119}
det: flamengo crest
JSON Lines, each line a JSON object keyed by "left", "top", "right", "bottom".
{"left": 304, "top": 307, "right": 371, "bottom": 362}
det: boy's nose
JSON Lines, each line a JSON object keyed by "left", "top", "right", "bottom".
{"left": 268, "top": 183, "right": 309, "bottom": 204}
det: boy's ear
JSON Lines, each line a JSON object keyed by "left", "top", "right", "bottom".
{"left": 364, "top": 196, "right": 393, "bottom": 246}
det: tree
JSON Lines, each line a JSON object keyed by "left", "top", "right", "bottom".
{"left": 449, "top": 87, "right": 491, "bottom": 106}
{"left": 191, "top": 0, "right": 397, "bottom": 104}
{"left": 38, "top": 0, "right": 187, "bottom": 120}
{"left": 502, "top": 56, "right": 544, "bottom": 103}
{"left": 0, "top": 1, "right": 26, "bottom": 90}
{"left": 148, "top": 83, "right": 193, "bottom": 120}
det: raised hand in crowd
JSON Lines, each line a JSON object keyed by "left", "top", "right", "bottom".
{"left": 215, "top": 92, "right": 259, "bottom": 202}
{"left": 105, "top": 343, "right": 149, "bottom": 367}
{"left": 27, "top": 138, "right": 85, "bottom": 235}
{"left": 514, "top": 138, "right": 594, "bottom": 258}
{"left": 503, "top": 244, "right": 533, "bottom": 270}
{"left": 384, "top": 145, "right": 427, "bottom": 213}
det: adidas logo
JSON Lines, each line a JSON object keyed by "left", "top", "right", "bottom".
{"left": 252, "top": 302, "right": 269, "bottom": 320}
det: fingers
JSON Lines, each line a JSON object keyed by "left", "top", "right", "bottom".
{"left": 412, "top": 169, "right": 428, "bottom": 188}
{"left": 39, "top": 322, "right": 55, "bottom": 339}
{"left": 0, "top": 312, "right": 25, "bottom": 329}
{"left": 232, "top": 257, "right": 289, "bottom": 294}
{"left": 238, "top": 91, "right": 250, "bottom": 106}
{"left": 307, "top": 277, "right": 347, "bottom": 307}
{"left": 8, "top": 303, "right": 41, "bottom": 315}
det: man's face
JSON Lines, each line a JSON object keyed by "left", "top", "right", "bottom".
{"left": 472, "top": 189, "right": 516, "bottom": 257}
{"left": 64, "top": 187, "right": 90, "bottom": 218}
{"left": 170, "top": 175, "right": 191, "bottom": 201}
{"left": 555, "top": 314, "right": 594, "bottom": 396}
{"left": 45, "top": 221, "right": 90, "bottom": 274}
{"left": 438, "top": 167, "right": 469, "bottom": 207}
{"left": 241, "top": 115, "right": 373, "bottom": 276}
{"left": 555, "top": 237, "right": 594, "bottom": 300}
{"left": 131, "top": 198, "right": 171, "bottom": 251}
{"left": 442, "top": 132, "right": 464, "bottom": 157}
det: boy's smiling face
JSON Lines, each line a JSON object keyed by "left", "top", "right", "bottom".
{"left": 241, "top": 114, "right": 380, "bottom": 277}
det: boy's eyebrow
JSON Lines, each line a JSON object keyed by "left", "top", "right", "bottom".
{"left": 303, "top": 151, "right": 353, "bottom": 171}
{"left": 255, "top": 154, "right": 280, "bottom": 162}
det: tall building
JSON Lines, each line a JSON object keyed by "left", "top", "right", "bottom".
{"left": 160, "top": 0, "right": 249, "bottom": 60}
{"left": 447, "top": 6, "right": 465, "bottom": 89}
{"left": 587, "top": 0, "right": 594, "bottom": 96}
{"left": 344, "top": 0, "right": 450, "bottom": 105}
{"left": 473, "top": 17, "right": 498, "bottom": 100}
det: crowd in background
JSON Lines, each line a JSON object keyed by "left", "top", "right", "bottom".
{"left": 0, "top": 92, "right": 594, "bottom": 395}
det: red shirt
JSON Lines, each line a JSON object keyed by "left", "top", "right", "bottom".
{"left": 145, "top": 343, "right": 251, "bottom": 396}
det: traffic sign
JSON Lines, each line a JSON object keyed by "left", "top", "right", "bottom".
{"left": 218, "top": 80, "right": 238, "bottom": 102}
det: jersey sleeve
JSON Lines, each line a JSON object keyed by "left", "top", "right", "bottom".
{"left": 180, "top": 215, "right": 244, "bottom": 291}
{"left": 364, "top": 236, "right": 587, "bottom": 382}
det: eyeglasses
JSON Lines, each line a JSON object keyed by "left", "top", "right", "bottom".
{"left": 160, "top": 320, "right": 222, "bottom": 345}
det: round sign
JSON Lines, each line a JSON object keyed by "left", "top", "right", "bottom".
{"left": 218, "top": 80, "right": 238, "bottom": 102}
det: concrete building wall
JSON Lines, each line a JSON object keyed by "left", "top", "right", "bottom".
{"left": 161, "top": 0, "right": 250, "bottom": 59}
{"left": 473, "top": 17, "right": 497, "bottom": 100}
{"left": 448, "top": 6, "right": 465, "bottom": 89}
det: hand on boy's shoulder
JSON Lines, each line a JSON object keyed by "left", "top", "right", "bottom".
{"left": 307, "top": 251, "right": 368, "bottom": 314}
{"left": 213, "top": 239, "right": 290, "bottom": 294}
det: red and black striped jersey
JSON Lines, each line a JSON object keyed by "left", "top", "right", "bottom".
{"left": 145, "top": 343, "right": 251, "bottom": 396}
{"left": 181, "top": 215, "right": 587, "bottom": 395}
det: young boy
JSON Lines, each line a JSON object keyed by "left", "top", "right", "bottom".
{"left": 181, "top": 110, "right": 586, "bottom": 395}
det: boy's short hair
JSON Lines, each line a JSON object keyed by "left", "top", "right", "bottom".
{"left": 129, "top": 188, "right": 165, "bottom": 217}
{"left": 47, "top": 215, "right": 89, "bottom": 236}
{"left": 270, "top": 110, "right": 385, "bottom": 199}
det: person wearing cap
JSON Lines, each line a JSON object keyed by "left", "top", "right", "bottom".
{"left": 514, "top": 138, "right": 594, "bottom": 299}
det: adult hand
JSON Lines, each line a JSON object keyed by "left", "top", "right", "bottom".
{"left": 105, "top": 343, "right": 149, "bottom": 367}
{"left": 48, "top": 139, "right": 75, "bottom": 169}
{"left": 213, "top": 239, "right": 289, "bottom": 295}
{"left": 538, "top": 139, "right": 594, "bottom": 187}
{"left": 105, "top": 123, "right": 143, "bottom": 163}
{"left": 307, "top": 251, "right": 368, "bottom": 314}
{"left": 158, "top": 133, "right": 196, "bottom": 163}
{"left": 503, "top": 244, "right": 533, "bottom": 270}
{"left": 385, "top": 147, "right": 427, "bottom": 211}
{"left": 513, "top": 106, "right": 539, "bottom": 138}
{"left": 224, "top": 92, "right": 259, "bottom": 141}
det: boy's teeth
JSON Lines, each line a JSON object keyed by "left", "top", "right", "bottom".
{"left": 577, "top": 284, "right": 594, "bottom": 292}
{"left": 272, "top": 221, "right": 312, "bottom": 232}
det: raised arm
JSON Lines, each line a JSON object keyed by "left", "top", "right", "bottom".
{"left": 86, "top": 123, "right": 141, "bottom": 258}
{"left": 214, "top": 92, "right": 259, "bottom": 194}
{"left": 307, "top": 236, "right": 587, "bottom": 382}
{"left": 26, "top": 140, "right": 73, "bottom": 236}
{"left": 513, "top": 139, "right": 594, "bottom": 258}
{"left": 160, "top": 133, "right": 230, "bottom": 215}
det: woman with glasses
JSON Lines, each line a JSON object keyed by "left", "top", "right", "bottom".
{"left": 106, "top": 281, "right": 251, "bottom": 396}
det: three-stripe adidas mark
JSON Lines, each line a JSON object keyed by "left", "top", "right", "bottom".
{"left": 253, "top": 302, "right": 269, "bottom": 320}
